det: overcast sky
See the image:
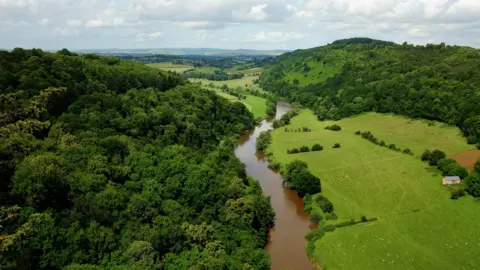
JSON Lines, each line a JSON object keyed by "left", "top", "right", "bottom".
{"left": 1, "top": 0, "right": 480, "bottom": 50}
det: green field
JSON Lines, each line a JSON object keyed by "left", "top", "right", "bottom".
{"left": 189, "top": 76, "right": 259, "bottom": 89}
{"left": 267, "top": 110, "right": 480, "bottom": 269}
{"left": 146, "top": 62, "right": 194, "bottom": 73}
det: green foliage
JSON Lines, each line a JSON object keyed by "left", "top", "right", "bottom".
{"left": 451, "top": 189, "right": 466, "bottom": 200}
{"left": 256, "top": 131, "right": 272, "bottom": 151}
{"left": 311, "top": 144, "right": 323, "bottom": 151}
{"left": 438, "top": 159, "right": 468, "bottom": 179}
{"left": 0, "top": 49, "right": 272, "bottom": 269}
{"left": 465, "top": 173, "right": 480, "bottom": 197}
{"left": 260, "top": 41, "right": 480, "bottom": 142}
{"left": 429, "top": 149, "right": 446, "bottom": 166}
{"left": 475, "top": 160, "right": 480, "bottom": 173}
{"left": 332, "top": 143, "right": 341, "bottom": 148}
{"left": 315, "top": 195, "right": 334, "bottom": 213}
{"left": 421, "top": 149, "right": 432, "bottom": 161}
{"left": 299, "top": 146, "right": 310, "bottom": 152}
{"left": 282, "top": 160, "right": 321, "bottom": 197}
{"left": 325, "top": 124, "right": 342, "bottom": 131}
{"left": 267, "top": 162, "right": 281, "bottom": 170}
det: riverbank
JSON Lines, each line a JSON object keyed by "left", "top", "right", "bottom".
{"left": 234, "top": 101, "right": 314, "bottom": 270}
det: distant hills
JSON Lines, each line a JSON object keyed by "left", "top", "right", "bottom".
{"left": 76, "top": 48, "right": 289, "bottom": 57}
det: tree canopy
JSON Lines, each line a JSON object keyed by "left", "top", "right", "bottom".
{"left": 0, "top": 49, "right": 273, "bottom": 269}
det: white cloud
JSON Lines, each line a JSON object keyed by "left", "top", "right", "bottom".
{"left": 136, "top": 31, "right": 162, "bottom": 41}
{"left": 67, "top": 20, "right": 83, "bottom": 27}
{"left": 37, "top": 18, "right": 49, "bottom": 26}
{"left": 246, "top": 31, "right": 306, "bottom": 42}
{"left": 52, "top": 27, "right": 79, "bottom": 37}
{"left": 246, "top": 4, "right": 268, "bottom": 20}
{"left": 177, "top": 21, "right": 225, "bottom": 29}
{"left": 86, "top": 20, "right": 108, "bottom": 28}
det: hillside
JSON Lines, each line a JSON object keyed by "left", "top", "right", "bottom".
{"left": 260, "top": 38, "right": 480, "bottom": 146}
{"left": 0, "top": 49, "right": 274, "bottom": 269}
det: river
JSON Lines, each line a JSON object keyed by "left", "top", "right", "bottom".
{"left": 235, "top": 101, "right": 314, "bottom": 270}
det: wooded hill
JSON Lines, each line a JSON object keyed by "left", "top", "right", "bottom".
{"left": 260, "top": 38, "right": 480, "bottom": 145}
{"left": 0, "top": 49, "right": 274, "bottom": 269}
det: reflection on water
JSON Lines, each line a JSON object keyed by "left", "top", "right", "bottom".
{"left": 235, "top": 101, "right": 314, "bottom": 270}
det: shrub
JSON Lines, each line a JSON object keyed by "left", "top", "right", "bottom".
{"left": 310, "top": 211, "right": 324, "bottom": 224}
{"left": 379, "top": 140, "right": 386, "bottom": 146}
{"left": 336, "top": 219, "right": 357, "bottom": 228}
{"left": 467, "top": 135, "right": 478, "bottom": 145}
{"left": 421, "top": 149, "right": 432, "bottom": 161}
{"left": 451, "top": 189, "right": 466, "bottom": 200}
{"left": 268, "top": 162, "right": 281, "bottom": 170}
{"left": 325, "top": 124, "right": 342, "bottom": 131}
{"left": 306, "top": 229, "right": 325, "bottom": 241}
{"left": 283, "top": 160, "right": 321, "bottom": 197}
{"left": 302, "top": 127, "right": 311, "bottom": 132}
{"left": 325, "top": 212, "right": 338, "bottom": 220}
{"left": 300, "top": 146, "right": 310, "bottom": 152}
{"left": 465, "top": 173, "right": 480, "bottom": 197}
{"left": 361, "top": 216, "right": 367, "bottom": 222}
{"left": 284, "top": 128, "right": 289, "bottom": 132}
{"left": 475, "top": 160, "right": 480, "bottom": 173}
{"left": 311, "top": 144, "right": 323, "bottom": 151}
{"left": 316, "top": 195, "right": 334, "bottom": 213}
{"left": 323, "top": 225, "right": 336, "bottom": 232}
{"left": 388, "top": 144, "right": 396, "bottom": 150}
{"left": 429, "top": 149, "right": 446, "bottom": 166}
{"left": 355, "top": 130, "right": 361, "bottom": 135}
{"left": 403, "top": 148, "right": 413, "bottom": 155}
{"left": 361, "top": 131, "right": 371, "bottom": 139}
{"left": 256, "top": 131, "right": 272, "bottom": 151}
{"left": 332, "top": 143, "right": 341, "bottom": 148}
{"left": 290, "top": 148, "right": 299, "bottom": 154}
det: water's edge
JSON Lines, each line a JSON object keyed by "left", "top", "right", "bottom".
{"left": 234, "top": 101, "right": 314, "bottom": 270}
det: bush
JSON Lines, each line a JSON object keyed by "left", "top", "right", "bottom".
{"left": 388, "top": 144, "right": 396, "bottom": 150}
{"left": 403, "top": 148, "right": 413, "bottom": 155}
{"left": 289, "top": 148, "right": 299, "bottom": 154}
{"left": 316, "top": 195, "right": 334, "bottom": 213}
{"left": 429, "top": 149, "right": 446, "bottom": 166}
{"left": 355, "top": 130, "right": 361, "bottom": 135}
{"left": 325, "top": 124, "right": 342, "bottom": 131}
{"left": 311, "top": 144, "right": 323, "bottom": 151}
{"left": 475, "top": 160, "right": 480, "bottom": 173}
{"left": 421, "top": 149, "right": 432, "bottom": 161}
{"left": 467, "top": 135, "right": 478, "bottom": 145}
{"left": 300, "top": 146, "right": 310, "bottom": 152}
{"left": 465, "top": 173, "right": 480, "bottom": 197}
{"left": 332, "top": 143, "right": 341, "bottom": 148}
{"left": 302, "top": 127, "right": 311, "bottom": 132}
{"left": 451, "top": 189, "right": 466, "bottom": 200}
{"left": 379, "top": 140, "right": 386, "bottom": 146}
{"left": 306, "top": 229, "right": 325, "bottom": 241}
{"left": 325, "top": 212, "right": 338, "bottom": 220}
{"left": 361, "top": 216, "right": 367, "bottom": 222}
{"left": 256, "top": 131, "right": 272, "bottom": 151}
{"left": 323, "top": 225, "right": 336, "bottom": 232}
{"left": 283, "top": 160, "right": 321, "bottom": 197}
{"left": 336, "top": 219, "right": 357, "bottom": 228}
{"left": 361, "top": 131, "right": 371, "bottom": 139}
{"left": 310, "top": 211, "right": 324, "bottom": 224}
{"left": 268, "top": 162, "right": 281, "bottom": 170}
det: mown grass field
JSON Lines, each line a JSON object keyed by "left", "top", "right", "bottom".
{"left": 267, "top": 110, "right": 480, "bottom": 269}
{"left": 146, "top": 62, "right": 194, "bottom": 73}
{"left": 189, "top": 76, "right": 259, "bottom": 89}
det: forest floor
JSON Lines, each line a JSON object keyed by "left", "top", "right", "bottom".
{"left": 146, "top": 62, "right": 194, "bottom": 72}
{"left": 267, "top": 110, "right": 480, "bottom": 270}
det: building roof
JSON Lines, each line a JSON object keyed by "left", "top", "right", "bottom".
{"left": 444, "top": 176, "right": 461, "bottom": 181}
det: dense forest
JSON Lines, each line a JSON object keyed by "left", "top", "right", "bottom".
{"left": 0, "top": 49, "right": 274, "bottom": 269}
{"left": 260, "top": 38, "right": 480, "bottom": 146}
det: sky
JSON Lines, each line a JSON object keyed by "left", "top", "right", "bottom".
{"left": 1, "top": 0, "right": 480, "bottom": 50}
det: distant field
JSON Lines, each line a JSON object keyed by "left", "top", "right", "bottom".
{"left": 146, "top": 62, "right": 193, "bottom": 73}
{"left": 226, "top": 67, "right": 263, "bottom": 76}
{"left": 189, "top": 76, "right": 259, "bottom": 89}
{"left": 267, "top": 110, "right": 480, "bottom": 269}
{"left": 194, "top": 83, "right": 267, "bottom": 119}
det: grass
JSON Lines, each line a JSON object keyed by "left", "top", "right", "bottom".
{"left": 268, "top": 110, "right": 480, "bottom": 269}
{"left": 146, "top": 62, "right": 193, "bottom": 73}
{"left": 189, "top": 76, "right": 259, "bottom": 89}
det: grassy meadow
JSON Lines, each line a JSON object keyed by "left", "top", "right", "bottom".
{"left": 146, "top": 62, "right": 194, "bottom": 73}
{"left": 189, "top": 76, "right": 259, "bottom": 89}
{"left": 267, "top": 110, "right": 480, "bottom": 269}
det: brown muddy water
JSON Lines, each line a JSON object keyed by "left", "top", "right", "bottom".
{"left": 235, "top": 101, "right": 314, "bottom": 270}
